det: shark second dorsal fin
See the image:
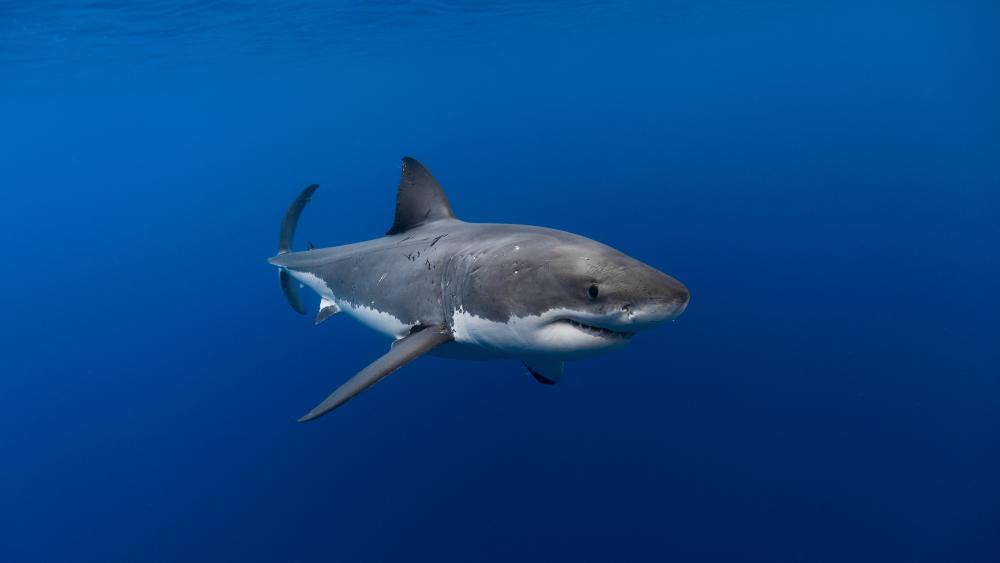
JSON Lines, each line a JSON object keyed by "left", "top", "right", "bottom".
{"left": 387, "top": 157, "right": 456, "bottom": 235}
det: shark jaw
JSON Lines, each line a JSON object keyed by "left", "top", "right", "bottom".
{"left": 557, "top": 318, "right": 635, "bottom": 340}
{"left": 450, "top": 307, "right": 650, "bottom": 359}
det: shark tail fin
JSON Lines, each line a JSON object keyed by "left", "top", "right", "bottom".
{"left": 279, "top": 184, "right": 318, "bottom": 254}
{"left": 276, "top": 184, "right": 319, "bottom": 314}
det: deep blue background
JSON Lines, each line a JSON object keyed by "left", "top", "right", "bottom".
{"left": 2, "top": 1, "right": 998, "bottom": 561}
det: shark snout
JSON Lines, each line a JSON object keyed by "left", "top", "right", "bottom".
{"left": 624, "top": 275, "right": 690, "bottom": 327}
{"left": 665, "top": 277, "right": 691, "bottom": 317}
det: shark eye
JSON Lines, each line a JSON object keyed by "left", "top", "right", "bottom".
{"left": 588, "top": 284, "right": 599, "bottom": 300}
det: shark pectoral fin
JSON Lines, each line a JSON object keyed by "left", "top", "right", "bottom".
{"left": 314, "top": 298, "right": 340, "bottom": 325}
{"left": 298, "top": 325, "right": 453, "bottom": 422}
{"left": 523, "top": 359, "right": 564, "bottom": 385}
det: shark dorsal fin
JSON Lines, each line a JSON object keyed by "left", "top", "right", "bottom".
{"left": 387, "top": 157, "right": 456, "bottom": 235}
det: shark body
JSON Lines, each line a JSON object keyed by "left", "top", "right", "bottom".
{"left": 270, "top": 158, "right": 690, "bottom": 422}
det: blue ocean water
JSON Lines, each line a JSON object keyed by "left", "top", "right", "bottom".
{"left": 2, "top": 1, "right": 998, "bottom": 561}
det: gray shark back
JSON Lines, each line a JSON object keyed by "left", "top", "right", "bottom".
{"left": 271, "top": 227, "right": 456, "bottom": 327}
{"left": 272, "top": 219, "right": 638, "bottom": 327}
{"left": 270, "top": 157, "right": 460, "bottom": 328}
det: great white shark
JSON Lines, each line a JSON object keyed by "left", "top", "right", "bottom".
{"left": 270, "top": 157, "right": 690, "bottom": 422}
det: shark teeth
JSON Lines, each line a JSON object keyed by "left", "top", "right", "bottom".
{"left": 562, "top": 319, "right": 634, "bottom": 339}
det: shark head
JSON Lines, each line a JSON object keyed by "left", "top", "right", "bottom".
{"left": 549, "top": 242, "right": 689, "bottom": 332}
{"left": 451, "top": 227, "right": 690, "bottom": 359}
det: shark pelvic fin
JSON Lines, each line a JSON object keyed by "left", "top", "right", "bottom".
{"left": 314, "top": 298, "right": 340, "bottom": 325}
{"left": 523, "top": 359, "right": 564, "bottom": 385}
{"left": 386, "top": 157, "right": 456, "bottom": 235}
{"left": 298, "top": 325, "right": 453, "bottom": 422}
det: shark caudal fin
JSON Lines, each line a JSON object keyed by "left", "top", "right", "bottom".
{"left": 276, "top": 183, "right": 318, "bottom": 314}
{"left": 386, "top": 157, "right": 457, "bottom": 235}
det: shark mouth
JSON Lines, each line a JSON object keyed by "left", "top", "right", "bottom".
{"left": 560, "top": 319, "right": 635, "bottom": 339}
